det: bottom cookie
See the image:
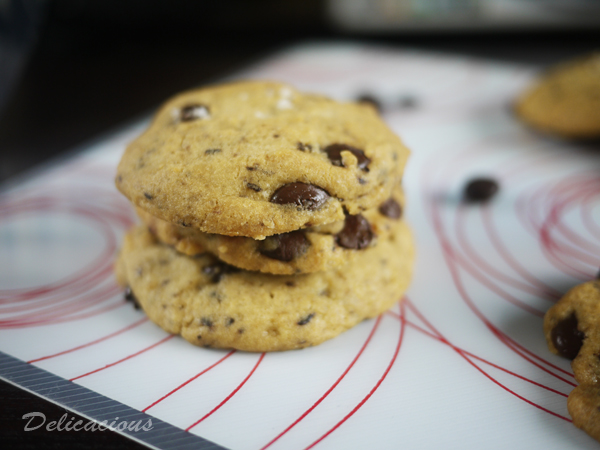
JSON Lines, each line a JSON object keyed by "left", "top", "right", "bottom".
{"left": 115, "top": 221, "right": 413, "bottom": 352}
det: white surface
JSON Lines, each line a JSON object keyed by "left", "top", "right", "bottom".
{"left": 1, "top": 43, "right": 598, "bottom": 449}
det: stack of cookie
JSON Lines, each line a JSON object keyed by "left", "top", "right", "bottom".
{"left": 114, "top": 81, "right": 414, "bottom": 352}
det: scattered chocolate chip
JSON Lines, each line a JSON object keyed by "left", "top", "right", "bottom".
{"left": 205, "top": 148, "right": 221, "bottom": 155}
{"left": 179, "top": 221, "right": 191, "bottom": 227}
{"left": 379, "top": 198, "right": 402, "bottom": 219}
{"left": 324, "top": 143, "right": 371, "bottom": 171}
{"left": 336, "top": 214, "right": 373, "bottom": 249}
{"left": 237, "top": 328, "right": 245, "bottom": 334}
{"left": 124, "top": 287, "right": 141, "bottom": 310}
{"left": 246, "top": 182, "right": 262, "bottom": 192}
{"left": 551, "top": 313, "right": 585, "bottom": 359}
{"left": 197, "top": 335, "right": 202, "bottom": 340}
{"left": 356, "top": 94, "right": 381, "bottom": 112}
{"left": 203, "top": 262, "right": 240, "bottom": 283}
{"left": 271, "top": 182, "right": 330, "bottom": 211}
{"left": 200, "top": 317, "right": 213, "bottom": 328}
{"left": 246, "top": 165, "right": 258, "bottom": 171}
{"left": 285, "top": 281, "right": 296, "bottom": 287}
{"left": 225, "top": 317, "right": 235, "bottom": 326}
{"left": 144, "top": 192, "right": 153, "bottom": 200}
{"left": 398, "top": 95, "right": 417, "bottom": 109}
{"left": 259, "top": 231, "right": 310, "bottom": 262}
{"left": 358, "top": 177, "right": 368, "bottom": 185}
{"left": 298, "top": 313, "right": 315, "bottom": 326}
{"left": 297, "top": 142, "right": 312, "bottom": 152}
{"left": 273, "top": 134, "right": 280, "bottom": 138}
{"left": 180, "top": 104, "right": 210, "bottom": 121}
{"left": 464, "top": 178, "right": 499, "bottom": 203}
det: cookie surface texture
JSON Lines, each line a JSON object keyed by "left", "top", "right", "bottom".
{"left": 116, "top": 81, "right": 410, "bottom": 239}
{"left": 136, "top": 186, "right": 405, "bottom": 275}
{"left": 544, "top": 280, "right": 600, "bottom": 442}
{"left": 515, "top": 53, "right": 600, "bottom": 139}
{"left": 116, "top": 222, "right": 413, "bottom": 352}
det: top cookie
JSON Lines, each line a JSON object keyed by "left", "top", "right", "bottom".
{"left": 116, "top": 81, "right": 410, "bottom": 239}
{"left": 515, "top": 53, "right": 600, "bottom": 139}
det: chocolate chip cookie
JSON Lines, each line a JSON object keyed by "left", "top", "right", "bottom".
{"left": 115, "top": 220, "right": 414, "bottom": 352}
{"left": 515, "top": 53, "right": 600, "bottom": 139}
{"left": 135, "top": 186, "right": 404, "bottom": 275}
{"left": 116, "top": 81, "right": 410, "bottom": 239}
{"left": 544, "top": 280, "right": 600, "bottom": 442}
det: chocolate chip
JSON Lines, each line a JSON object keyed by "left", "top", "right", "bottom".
{"left": 271, "top": 182, "right": 330, "bottom": 211}
{"left": 203, "top": 262, "right": 239, "bottom": 283}
{"left": 200, "top": 317, "right": 213, "bottom": 328}
{"left": 336, "top": 214, "right": 373, "bottom": 249}
{"left": 144, "top": 192, "right": 153, "bottom": 200}
{"left": 356, "top": 94, "right": 381, "bottom": 112}
{"left": 551, "top": 313, "right": 585, "bottom": 360}
{"left": 358, "top": 177, "right": 368, "bottom": 185}
{"left": 324, "top": 144, "right": 370, "bottom": 171}
{"left": 285, "top": 281, "right": 296, "bottom": 287}
{"left": 379, "top": 198, "right": 402, "bottom": 219}
{"left": 180, "top": 104, "right": 210, "bottom": 121}
{"left": 124, "top": 287, "right": 141, "bottom": 310}
{"left": 225, "top": 317, "right": 235, "bottom": 326}
{"left": 297, "top": 313, "right": 315, "bottom": 326}
{"left": 259, "top": 231, "right": 310, "bottom": 262}
{"left": 273, "top": 134, "right": 280, "bottom": 138}
{"left": 398, "top": 95, "right": 417, "bottom": 109}
{"left": 463, "top": 178, "right": 499, "bottom": 203}
{"left": 297, "top": 142, "right": 312, "bottom": 152}
{"left": 246, "top": 182, "right": 262, "bottom": 192}
{"left": 205, "top": 148, "right": 221, "bottom": 155}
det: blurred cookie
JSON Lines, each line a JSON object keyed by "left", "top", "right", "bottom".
{"left": 116, "top": 81, "right": 409, "bottom": 239}
{"left": 543, "top": 280, "right": 600, "bottom": 442}
{"left": 136, "top": 187, "right": 404, "bottom": 275}
{"left": 115, "top": 221, "right": 414, "bottom": 352}
{"left": 516, "top": 53, "right": 600, "bottom": 139}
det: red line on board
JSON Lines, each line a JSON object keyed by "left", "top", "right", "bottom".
{"left": 143, "top": 350, "right": 236, "bottom": 412}
{"left": 404, "top": 300, "right": 572, "bottom": 422}
{"left": 304, "top": 301, "right": 406, "bottom": 450}
{"left": 69, "top": 335, "right": 173, "bottom": 381}
{"left": 398, "top": 316, "right": 571, "bottom": 395}
{"left": 28, "top": 317, "right": 148, "bottom": 363}
{"left": 260, "top": 314, "right": 384, "bottom": 450}
{"left": 186, "top": 353, "right": 265, "bottom": 432}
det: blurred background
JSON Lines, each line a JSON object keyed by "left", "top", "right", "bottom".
{"left": 0, "top": 0, "right": 599, "bottom": 185}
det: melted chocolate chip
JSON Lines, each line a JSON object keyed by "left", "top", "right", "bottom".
{"left": 356, "top": 94, "right": 381, "bottom": 112}
{"left": 259, "top": 231, "right": 309, "bottom": 262}
{"left": 246, "top": 182, "right": 262, "bottom": 192}
{"left": 297, "top": 142, "right": 312, "bottom": 152}
{"left": 464, "top": 178, "right": 499, "bottom": 203}
{"left": 336, "top": 214, "right": 373, "bottom": 249}
{"left": 144, "top": 192, "right": 153, "bottom": 200}
{"left": 297, "top": 313, "right": 315, "bottom": 326}
{"left": 203, "top": 262, "right": 239, "bottom": 283}
{"left": 180, "top": 104, "right": 210, "bottom": 121}
{"left": 551, "top": 313, "right": 585, "bottom": 360}
{"left": 124, "top": 287, "right": 141, "bottom": 310}
{"left": 324, "top": 144, "right": 371, "bottom": 171}
{"left": 200, "top": 317, "right": 214, "bottom": 328}
{"left": 271, "top": 183, "right": 329, "bottom": 210}
{"left": 379, "top": 198, "right": 402, "bottom": 219}
{"left": 205, "top": 148, "right": 221, "bottom": 155}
